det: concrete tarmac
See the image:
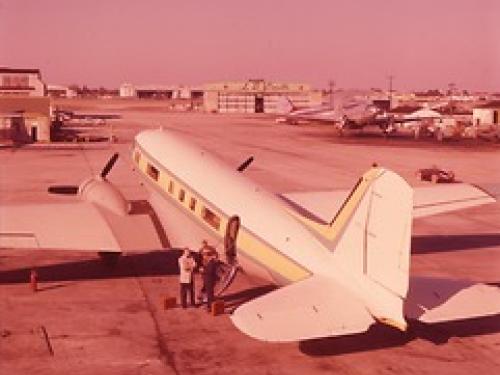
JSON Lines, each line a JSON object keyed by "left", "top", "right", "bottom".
{"left": 1, "top": 103, "right": 499, "bottom": 374}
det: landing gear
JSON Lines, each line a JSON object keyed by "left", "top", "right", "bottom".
{"left": 98, "top": 251, "right": 121, "bottom": 267}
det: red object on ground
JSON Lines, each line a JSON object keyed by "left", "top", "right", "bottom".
{"left": 211, "top": 300, "right": 225, "bottom": 316}
{"left": 30, "top": 269, "right": 38, "bottom": 292}
{"left": 163, "top": 296, "right": 176, "bottom": 309}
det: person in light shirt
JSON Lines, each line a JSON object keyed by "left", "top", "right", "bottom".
{"left": 178, "top": 248, "right": 196, "bottom": 308}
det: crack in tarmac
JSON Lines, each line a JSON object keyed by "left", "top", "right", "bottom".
{"left": 132, "top": 263, "right": 179, "bottom": 375}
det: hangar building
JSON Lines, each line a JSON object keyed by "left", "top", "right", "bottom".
{"left": 119, "top": 83, "right": 204, "bottom": 100}
{"left": 203, "top": 79, "right": 322, "bottom": 113}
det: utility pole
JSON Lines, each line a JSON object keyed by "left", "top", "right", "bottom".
{"left": 387, "top": 75, "right": 394, "bottom": 110}
{"left": 328, "top": 80, "right": 335, "bottom": 107}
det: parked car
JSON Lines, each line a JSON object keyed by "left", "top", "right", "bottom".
{"left": 416, "top": 167, "right": 455, "bottom": 183}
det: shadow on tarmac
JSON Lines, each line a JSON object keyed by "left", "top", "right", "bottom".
{"left": 412, "top": 233, "right": 500, "bottom": 254}
{"left": 0, "top": 249, "right": 182, "bottom": 284}
{"left": 299, "top": 314, "right": 500, "bottom": 356}
{"left": 222, "top": 285, "right": 276, "bottom": 311}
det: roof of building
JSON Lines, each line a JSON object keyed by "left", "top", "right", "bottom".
{"left": 0, "top": 97, "right": 50, "bottom": 117}
{"left": 0, "top": 67, "right": 41, "bottom": 75}
{"left": 475, "top": 100, "right": 500, "bottom": 109}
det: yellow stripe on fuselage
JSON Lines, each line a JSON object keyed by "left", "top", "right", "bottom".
{"left": 288, "top": 168, "right": 382, "bottom": 243}
{"left": 132, "top": 142, "right": 310, "bottom": 283}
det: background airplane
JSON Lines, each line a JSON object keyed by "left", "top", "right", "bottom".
{"left": 1, "top": 128, "right": 499, "bottom": 342}
{"left": 275, "top": 95, "right": 427, "bottom": 135}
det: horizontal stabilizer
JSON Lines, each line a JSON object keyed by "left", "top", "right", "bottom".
{"left": 231, "top": 275, "right": 375, "bottom": 342}
{"left": 413, "top": 183, "right": 495, "bottom": 218}
{"left": 405, "top": 277, "right": 500, "bottom": 323}
{"left": 281, "top": 182, "right": 495, "bottom": 224}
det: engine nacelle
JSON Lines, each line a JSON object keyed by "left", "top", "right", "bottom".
{"left": 79, "top": 178, "right": 130, "bottom": 216}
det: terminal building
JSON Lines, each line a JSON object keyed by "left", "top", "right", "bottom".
{"left": 0, "top": 67, "right": 46, "bottom": 97}
{"left": 0, "top": 67, "right": 51, "bottom": 143}
{"left": 0, "top": 96, "right": 51, "bottom": 144}
{"left": 203, "top": 79, "right": 322, "bottom": 113}
{"left": 473, "top": 101, "right": 500, "bottom": 127}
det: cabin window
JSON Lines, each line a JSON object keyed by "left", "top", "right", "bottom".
{"left": 168, "top": 180, "right": 174, "bottom": 194}
{"left": 179, "top": 189, "right": 185, "bottom": 202}
{"left": 202, "top": 207, "right": 221, "bottom": 230}
{"left": 134, "top": 150, "right": 141, "bottom": 164}
{"left": 189, "top": 197, "right": 196, "bottom": 211}
{"left": 146, "top": 163, "right": 159, "bottom": 181}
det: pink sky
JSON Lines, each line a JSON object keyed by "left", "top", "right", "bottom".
{"left": 1, "top": 0, "right": 499, "bottom": 91}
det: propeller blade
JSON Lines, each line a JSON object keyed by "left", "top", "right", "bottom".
{"left": 48, "top": 185, "right": 79, "bottom": 195}
{"left": 100, "top": 153, "right": 119, "bottom": 179}
{"left": 237, "top": 156, "right": 254, "bottom": 172}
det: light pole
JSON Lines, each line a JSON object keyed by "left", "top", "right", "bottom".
{"left": 387, "top": 75, "right": 394, "bottom": 110}
{"left": 328, "top": 80, "right": 335, "bottom": 107}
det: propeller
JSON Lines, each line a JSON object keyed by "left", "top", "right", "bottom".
{"left": 47, "top": 185, "right": 79, "bottom": 195}
{"left": 237, "top": 156, "right": 254, "bottom": 172}
{"left": 48, "top": 153, "right": 119, "bottom": 195}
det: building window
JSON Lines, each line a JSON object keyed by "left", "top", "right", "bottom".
{"left": 189, "top": 197, "right": 196, "bottom": 211}
{"left": 146, "top": 163, "right": 159, "bottom": 181}
{"left": 202, "top": 207, "right": 221, "bottom": 230}
{"left": 168, "top": 181, "right": 174, "bottom": 194}
{"left": 178, "top": 189, "right": 185, "bottom": 202}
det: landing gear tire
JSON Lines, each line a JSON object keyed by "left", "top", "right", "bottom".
{"left": 98, "top": 251, "right": 121, "bottom": 267}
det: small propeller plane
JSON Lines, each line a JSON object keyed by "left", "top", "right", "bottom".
{"left": 275, "top": 96, "right": 425, "bottom": 136}
{"left": 1, "top": 128, "right": 499, "bottom": 342}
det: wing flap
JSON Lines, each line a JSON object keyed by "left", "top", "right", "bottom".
{"left": 231, "top": 275, "right": 375, "bottom": 342}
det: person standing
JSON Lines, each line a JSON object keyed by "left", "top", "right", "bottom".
{"left": 178, "top": 248, "right": 196, "bottom": 308}
{"left": 202, "top": 254, "right": 218, "bottom": 312}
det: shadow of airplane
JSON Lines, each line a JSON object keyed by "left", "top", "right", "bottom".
{"left": 412, "top": 233, "right": 500, "bottom": 254}
{"left": 0, "top": 249, "right": 183, "bottom": 284}
{"left": 221, "top": 285, "right": 276, "bottom": 311}
{"left": 299, "top": 313, "right": 500, "bottom": 356}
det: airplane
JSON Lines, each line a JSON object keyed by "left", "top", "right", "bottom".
{"left": 53, "top": 109, "right": 121, "bottom": 122}
{"left": 1, "top": 128, "right": 499, "bottom": 342}
{"left": 275, "top": 96, "right": 425, "bottom": 136}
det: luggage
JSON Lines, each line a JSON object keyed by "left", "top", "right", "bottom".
{"left": 211, "top": 299, "right": 225, "bottom": 316}
{"left": 163, "top": 296, "right": 177, "bottom": 310}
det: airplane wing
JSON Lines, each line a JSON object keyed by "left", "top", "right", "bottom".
{"left": 280, "top": 183, "right": 496, "bottom": 224}
{"left": 0, "top": 202, "right": 165, "bottom": 251}
{"left": 230, "top": 274, "right": 375, "bottom": 342}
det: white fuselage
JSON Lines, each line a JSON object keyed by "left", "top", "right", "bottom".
{"left": 132, "top": 129, "right": 336, "bottom": 286}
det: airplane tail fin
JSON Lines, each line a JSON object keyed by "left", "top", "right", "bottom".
{"left": 328, "top": 168, "right": 413, "bottom": 330}
{"left": 275, "top": 96, "right": 295, "bottom": 114}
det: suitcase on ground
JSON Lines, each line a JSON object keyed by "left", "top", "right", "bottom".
{"left": 163, "top": 296, "right": 177, "bottom": 310}
{"left": 211, "top": 299, "right": 225, "bottom": 316}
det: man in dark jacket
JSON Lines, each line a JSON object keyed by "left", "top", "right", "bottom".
{"left": 202, "top": 254, "right": 218, "bottom": 312}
